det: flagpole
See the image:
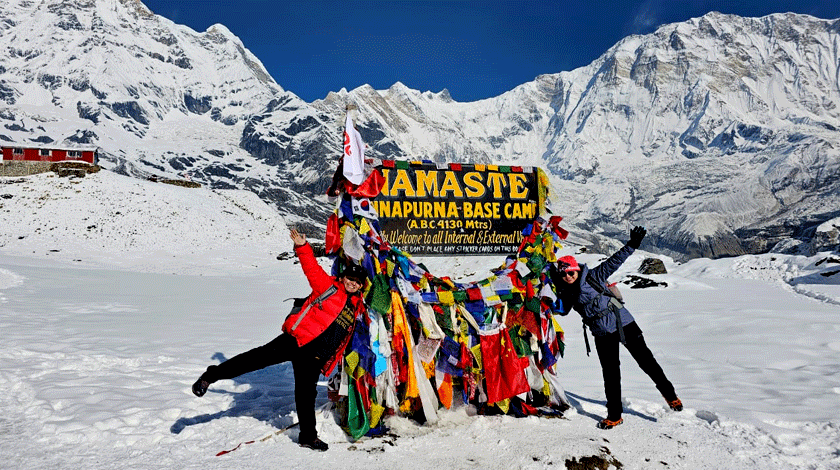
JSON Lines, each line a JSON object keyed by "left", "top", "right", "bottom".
{"left": 344, "top": 103, "right": 358, "bottom": 138}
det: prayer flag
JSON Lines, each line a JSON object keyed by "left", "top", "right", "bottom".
{"left": 479, "top": 326, "right": 530, "bottom": 404}
{"left": 344, "top": 115, "right": 365, "bottom": 185}
{"left": 351, "top": 197, "right": 379, "bottom": 220}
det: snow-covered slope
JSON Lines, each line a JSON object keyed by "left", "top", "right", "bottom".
{"left": 0, "top": 170, "right": 292, "bottom": 274}
{"left": 1, "top": 1, "right": 839, "bottom": 259}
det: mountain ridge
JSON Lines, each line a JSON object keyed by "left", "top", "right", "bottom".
{"left": 1, "top": 1, "right": 838, "bottom": 259}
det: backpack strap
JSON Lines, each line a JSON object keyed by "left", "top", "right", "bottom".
{"left": 290, "top": 285, "right": 339, "bottom": 332}
{"left": 614, "top": 305, "right": 625, "bottom": 344}
{"left": 583, "top": 323, "right": 592, "bottom": 356}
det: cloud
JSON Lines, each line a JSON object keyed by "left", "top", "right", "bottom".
{"left": 629, "top": 0, "right": 665, "bottom": 34}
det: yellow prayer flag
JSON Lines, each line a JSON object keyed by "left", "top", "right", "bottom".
{"left": 437, "top": 291, "right": 455, "bottom": 305}
{"left": 358, "top": 218, "right": 371, "bottom": 236}
{"left": 370, "top": 402, "right": 385, "bottom": 428}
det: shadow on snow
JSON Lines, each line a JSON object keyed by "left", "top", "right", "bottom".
{"left": 171, "top": 352, "right": 329, "bottom": 435}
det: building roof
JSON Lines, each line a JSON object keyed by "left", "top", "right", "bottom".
{"left": 1, "top": 144, "right": 100, "bottom": 152}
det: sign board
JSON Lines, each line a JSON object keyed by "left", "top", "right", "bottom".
{"left": 373, "top": 161, "right": 545, "bottom": 255}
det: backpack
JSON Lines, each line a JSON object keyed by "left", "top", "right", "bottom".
{"left": 580, "top": 274, "right": 626, "bottom": 356}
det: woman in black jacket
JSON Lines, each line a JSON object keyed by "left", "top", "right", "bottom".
{"left": 553, "top": 227, "right": 682, "bottom": 429}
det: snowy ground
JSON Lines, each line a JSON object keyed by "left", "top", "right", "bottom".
{"left": 1, "top": 171, "right": 839, "bottom": 469}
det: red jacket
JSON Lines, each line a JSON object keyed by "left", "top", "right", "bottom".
{"left": 282, "top": 242, "right": 364, "bottom": 374}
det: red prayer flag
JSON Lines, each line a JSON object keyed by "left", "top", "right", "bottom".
{"left": 324, "top": 213, "right": 341, "bottom": 254}
{"left": 548, "top": 216, "right": 569, "bottom": 240}
{"left": 506, "top": 306, "right": 540, "bottom": 337}
{"left": 345, "top": 169, "right": 385, "bottom": 199}
{"left": 479, "top": 327, "right": 530, "bottom": 404}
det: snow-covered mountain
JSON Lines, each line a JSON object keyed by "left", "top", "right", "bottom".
{"left": 0, "top": 0, "right": 328, "bottom": 229}
{"left": 1, "top": 0, "right": 839, "bottom": 259}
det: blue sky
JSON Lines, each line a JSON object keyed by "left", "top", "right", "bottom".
{"left": 141, "top": 0, "right": 840, "bottom": 103}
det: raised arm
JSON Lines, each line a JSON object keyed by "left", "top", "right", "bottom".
{"left": 589, "top": 226, "right": 646, "bottom": 284}
{"left": 290, "top": 229, "right": 334, "bottom": 294}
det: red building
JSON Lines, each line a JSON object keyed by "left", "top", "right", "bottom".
{"left": 1, "top": 145, "right": 99, "bottom": 165}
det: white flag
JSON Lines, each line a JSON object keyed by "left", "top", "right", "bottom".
{"left": 343, "top": 115, "right": 365, "bottom": 185}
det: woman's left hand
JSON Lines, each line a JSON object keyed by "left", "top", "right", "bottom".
{"left": 290, "top": 229, "right": 306, "bottom": 246}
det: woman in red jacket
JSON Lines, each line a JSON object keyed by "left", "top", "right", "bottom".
{"left": 191, "top": 229, "right": 367, "bottom": 451}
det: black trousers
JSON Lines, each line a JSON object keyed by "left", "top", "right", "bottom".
{"left": 593, "top": 321, "right": 676, "bottom": 420}
{"left": 202, "top": 333, "right": 327, "bottom": 442}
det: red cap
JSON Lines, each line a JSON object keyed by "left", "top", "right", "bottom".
{"left": 558, "top": 255, "right": 580, "bottom": 273}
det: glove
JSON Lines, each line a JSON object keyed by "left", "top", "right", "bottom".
{"left": 627, "top": 226, "right": 646, "bottom": 249}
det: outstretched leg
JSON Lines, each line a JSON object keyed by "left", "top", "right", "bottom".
{"left": 621, "top": 322, "right": 678, "bottom": 402}
{"left": 193, "top": 333, "right": 298, "bottom": 396}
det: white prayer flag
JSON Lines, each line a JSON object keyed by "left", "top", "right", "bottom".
{"left": 343, "top": 115, "right": 365, "bottom": 185}
{"left": 351, "top": 196, "right": 378, "bottom": 220}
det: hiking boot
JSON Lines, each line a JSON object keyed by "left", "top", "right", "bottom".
{"left": 299, "top": 437, "right": 328, "bottom": 451}
{"left": 667, "top": 397, "right": 683, "bottom": 411}
{"left": 597, "top": 417, "right": 623, "bottom": 429}
{"left": 192, "top": 377, "right": 210, "bottom": 397}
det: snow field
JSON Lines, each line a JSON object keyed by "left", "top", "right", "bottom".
{"left": 1, "top": 170, "right": 839, "bottom": 469}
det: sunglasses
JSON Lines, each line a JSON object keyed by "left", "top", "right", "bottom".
{"left": 561, "top": 270, "right": 578, "bottom": 278}
{"left": 344, "top": 277, "right": 363, "bottom": 287}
